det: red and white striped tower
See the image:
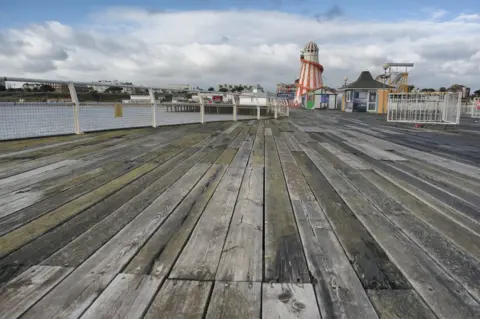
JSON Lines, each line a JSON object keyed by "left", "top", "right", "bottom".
{"left": 295, "top": 41, "right": 324, "bottom": 103}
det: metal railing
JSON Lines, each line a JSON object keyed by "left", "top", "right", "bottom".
{"left": 0, "top": 77, "right": 290, "bottom": 140}
{"left": 387, "top": 92, "right": 461, "bottom": 125}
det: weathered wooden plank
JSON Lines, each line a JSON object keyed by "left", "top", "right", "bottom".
{"left": 320, "top": 131, "right": 480, "bottom": 241}
{"left": 319, "top": 142, "right": 370, "bottom": 169}
{"left": 169, "top": 139, "right": 252, "bottom": 280}
{"left": 264, "top": 128, "right": 273, "bottom": 136}
{"left": 0, "top": 159, "right": 77, "bottom": 191}
{"left": 41, "top": 146, "right": 214, "bottom": 268}
{"left": 291, "top": 151, "right": 408, "bottom": 289}
{"left": 229, "top": 127, "right": 250, "bottom": 148}
{"left": 275, "top": 137, "right": 377, "bottom": 318}
{"left": 21, "top": 163, "right": 211, "bottom": 319}
{"left": 264, "top": 136, "right": 309, "bottom": 283}
{"left": 281, "top": 132, "right": 302, "bottom": 152}
{"left": 342, "top": 169, "right": 480, "bottom": 301}
{"left": 0, "top": 135, "right": 93, "bottom": 155}
{"left": 345, "top": 140, "right": 407, "bottom": 161}
{"left": 367, "top": 289, "right": 437, "bottom": 319}
{"left": 270, "top": 123, "right": 280, "bottom": 137}
{"left": 0, "top": 137, "right": 130, "bottom": 179}
{"left": 301, "top": 143, "right": 480, "bottom": 319}
{"left": 0, "top": 160, "right": 134, "bottom": 235}
{"left": 250, "top": 127, "right": 264, "bottom": 167}
{"left": 0, "top": 162, "right": 157, "bottom": 258}
{"left": 123, "top": 164, "right": 228, "bottom": 276}
{"left": 0, "top": 157, "right": 128, "bottom": 219}
{"left": 310, "top": 227, "right": 379, "bottom": 318}
{"left": 223, "top": 122, "right": 243, "bottom": 134}
{"left": 391, "top": 161, "right": 480, "bottom": 209}
{"left": 360, "top": 169, "right": 480, "bottom": 259}
{"left": 0, "top": 266, "right": 73, "bottom": 319}
{"left": 262, "top": 283, "right": 321, "bottom": 318}
{"left": 80, "top": 274, "right": 162, "bottom": 319}
{"left": 143, "top": 280, "right": 212, "bottom": 319}
{"left": 274, "top": 137, "right": 315, "bottom": 201}
{"left": 338, "top": 128, "right": 480, "bottom": 180}
{"left": 403, "top": 158, "right": 480, "bottom": 194}
{"left": 206, "top": 282, "right": 261, "bottom": 319}
{"left": 0, "top": 146, "right": 205, "bottom": 286}
{"left": 215, "top": 165, "right": 263, "bottom": 281}
{"left": 35, "top": 131, "right": 240, "bottom": 273}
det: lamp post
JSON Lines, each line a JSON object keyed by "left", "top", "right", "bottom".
{"left": 343, "top": 76, "right": 348, "bottom": 88}
{"left": 382, "top": 63, "right": 389, "bottom": 90}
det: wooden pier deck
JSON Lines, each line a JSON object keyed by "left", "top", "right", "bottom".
{"left": 0, "top": 111, "right": 479, "bottom": 319}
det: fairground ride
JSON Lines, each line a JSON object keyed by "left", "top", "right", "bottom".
{"left": 375, "top": 63, "right": 414, "bottom": 92}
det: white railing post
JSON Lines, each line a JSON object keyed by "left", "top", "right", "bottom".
{"left": 199, "top": 94, "right": 205, "bottom": 123}
{"left": 255, "top": 95, "right": 260, "bottom": 120}
{"left": 273, "top": 99, "right": 278, "bottom": 119}
{"left": 232, "top": 94, "right": 237, "bottom": 121}
{"left": 442, "top": 93, "right": 448, "bottom": 123}
{"left": 148, "top": 88, "right": 157, "bottom": 128}
{"left": 67, "top": 82, "right": 81, "bottom": 135}
{"left": 456, "top": 92, "right": 462, "bottom": 124}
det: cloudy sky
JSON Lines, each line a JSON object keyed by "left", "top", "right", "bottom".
{"left": 1, "top": 0, "right": 479, "bottom": 91}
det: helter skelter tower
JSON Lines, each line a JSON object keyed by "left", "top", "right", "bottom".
{"left": 295, "top": 41, "right": 324, "bottom": 103}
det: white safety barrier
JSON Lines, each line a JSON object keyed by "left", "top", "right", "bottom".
{"left": 0, "top": 76, "right": 290, "bottom": 140}
{"left": 387, "top": 92, "right": 461, "bottom": 125}
{"left": 473, "top": 98, "right": 480, "bottom": 119}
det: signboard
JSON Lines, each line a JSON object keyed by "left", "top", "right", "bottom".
{"left": 276, "top": 93, "right": 295, "bottom": 99}
{"left": 114, "top": 104, "right": 123, "bottom": 117}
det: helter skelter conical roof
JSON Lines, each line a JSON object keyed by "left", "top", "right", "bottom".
{"left": 304, "top": 41, "right": 319, "bottom": 53}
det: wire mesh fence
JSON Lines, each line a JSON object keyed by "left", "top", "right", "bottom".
{"left": 0, "top": 102, "right": 76, "bottom": 140}
{"left": 0, "top": 77, "right": 292, "bottom": 140}
{"left": 387, "top": 92, "right": 461, "bottom": 125}
{"left": 79, "top": 102, "right": 152, "bottom": 132}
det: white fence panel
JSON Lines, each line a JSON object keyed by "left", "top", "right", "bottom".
{"left": 0, "top": 102, "right": 75, "bottom": 140}
{"left": 387, "top": 92, "right": 461, "bottom": 125}
{"left": 79, "top": 102, "right": 152, "bottom": 132}
{"left": 156, "top": 103, "right": 202, "bottom": 125}
{"left": 473, "top": 98, "right": 480, "bottom": 119}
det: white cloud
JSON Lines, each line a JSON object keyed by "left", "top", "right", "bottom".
{"left": 1, "top": 8, "right": 480, "bottom": 90}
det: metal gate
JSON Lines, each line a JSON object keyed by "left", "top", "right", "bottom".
{"left": 387, "top": 92, "right": 461, "bottom": 125}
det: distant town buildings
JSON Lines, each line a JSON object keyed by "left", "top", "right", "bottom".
{"left": 217, "top": 84, "right": 257, "bottom": 92}
{"left": 91, "top": 80, "right": 138, "bottom": 94}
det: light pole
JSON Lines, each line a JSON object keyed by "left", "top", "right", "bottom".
{"left": 382, "top": 63, "right": 389, "bottom": 90}
{"left": 343, "top": 76, "right": 348, "bottom": 88}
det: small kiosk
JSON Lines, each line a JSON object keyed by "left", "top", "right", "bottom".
{"left": 340, "top": 71, "right": 394, "bottom": 113}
